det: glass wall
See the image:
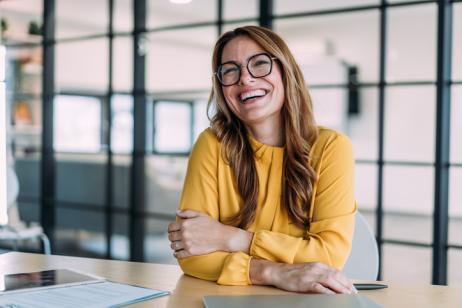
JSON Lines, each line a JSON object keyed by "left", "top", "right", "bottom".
{"left": 0, "top": 0, "right": 43, "bottom": 252}
{"left": 1, "top": 0, "right": 460, "bottom": 285}
{"left": 449, "top": 2, "right": 462, "bottom": 286}
{"left": 273, "top": 0, "right": 458, "bottom": 285}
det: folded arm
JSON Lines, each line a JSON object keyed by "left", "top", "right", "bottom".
{"left": 168, "top": 130, "right": 253, "bottom": 285}
{"left": 174, "top": 133, "right": 356, "bottom": 269}
{"left": 168, "top": 130, "right": 356, "bottom": 286}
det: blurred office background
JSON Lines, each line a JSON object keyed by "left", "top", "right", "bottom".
{"left": 0, "top": 0, "right": 461, "bottom": 286}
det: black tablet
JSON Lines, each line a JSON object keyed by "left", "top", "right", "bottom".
{"left": 0, "top": 269, "right": 103, "bottom": 294}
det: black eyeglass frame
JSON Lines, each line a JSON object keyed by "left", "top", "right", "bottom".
{"left": 214, "top": 52, "right": 278, "bottom": 87}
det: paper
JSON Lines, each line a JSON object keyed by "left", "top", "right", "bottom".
{"left": 0, "top": 280, "right": 169, "bottom": 308}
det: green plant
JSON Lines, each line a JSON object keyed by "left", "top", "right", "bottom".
{"left": 28, "top": 21, "right": 42, "bottom": 36}
{"left": 1, "top": 18, "right": 8, "bottom": 33}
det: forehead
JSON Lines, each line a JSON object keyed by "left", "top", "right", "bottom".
{"left": 221, "top": 36, "right": 266, "bottom": 63}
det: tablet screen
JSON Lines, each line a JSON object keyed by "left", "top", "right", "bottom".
{"left": 0, "top": 269, "right": 100, "bottom": 293}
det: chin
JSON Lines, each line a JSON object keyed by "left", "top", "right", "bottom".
{"left": 240, "top": 114, "right": 271, "bottom": 125}
{"left": 242, "top": 108, "right": 281, "bottom": 124}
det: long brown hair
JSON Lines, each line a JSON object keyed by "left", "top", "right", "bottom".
{"left": 208, "top": 26, "right": 319, "bottom": 230}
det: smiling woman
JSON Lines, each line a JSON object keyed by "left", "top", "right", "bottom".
{"left": 167, "top": 25, "right": 357, "bottom": 295}
{"left": 219, "top": 40, "right": 285, "bottom": 139}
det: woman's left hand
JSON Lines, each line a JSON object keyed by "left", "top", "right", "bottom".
{"left": 167, "top": 210, "right": 253, "bottom": 258}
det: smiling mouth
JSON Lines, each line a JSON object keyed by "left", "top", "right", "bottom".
{"left": 239, "top": 90, "right": 267, "bottom": 104}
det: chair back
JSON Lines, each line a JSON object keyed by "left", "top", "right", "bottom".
{"left": 343, "top": 212, "right": 379, "bottom": 280}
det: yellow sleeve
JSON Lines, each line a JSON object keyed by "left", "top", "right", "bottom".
{"left": 176, "top": 129, "right": 252, "bottom": 285}
{"left": 249, "top": 133, "right": 356, "bottom": 270}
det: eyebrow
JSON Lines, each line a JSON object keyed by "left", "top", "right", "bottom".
{"left": 220, "top": 52, "right": 268, "bottom": 66}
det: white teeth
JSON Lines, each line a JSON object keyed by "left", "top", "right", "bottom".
{"left": 240, "top": 89, "right": 266, "bottom": 102}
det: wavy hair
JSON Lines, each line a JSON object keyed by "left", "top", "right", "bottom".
{"left": 208, "top": 26, "right": 319, "bottom": 230}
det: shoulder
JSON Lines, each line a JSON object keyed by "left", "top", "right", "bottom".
{"left": 310, "top": 126, "right": 354, "bottom": 165}
{"left": 315, "top": 126, "right": 352, "bottom": 148}
{"left": 190, "top": 128, "right": 221, "bottom": 161}
{"left": 193, "top": 128, "right": 220, "bottom": 150}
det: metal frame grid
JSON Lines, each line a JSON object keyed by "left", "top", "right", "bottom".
{"left": 2, "top": 0, "right": 449, "bottom": 284}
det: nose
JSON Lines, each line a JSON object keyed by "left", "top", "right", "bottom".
{"left": 238, "top": 66, "right": 255, "bottom": 85}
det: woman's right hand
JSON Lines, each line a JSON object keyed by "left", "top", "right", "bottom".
{"left": 250, "top": 259, "right": 357, "bottom": 294}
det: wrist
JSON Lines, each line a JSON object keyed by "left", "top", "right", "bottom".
{"left": 226, "top": 227, "right": 253, "bottom": 253}
{"left": 249, "top": 259, "right": 281, "bottom": 286}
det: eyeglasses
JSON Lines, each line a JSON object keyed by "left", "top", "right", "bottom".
{"left": 215, "top": 52, "right": 277, "bottom": 87}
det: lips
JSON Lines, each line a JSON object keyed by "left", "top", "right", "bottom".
{"left": 239, "top": 89, "right": 267, "bottom": 103}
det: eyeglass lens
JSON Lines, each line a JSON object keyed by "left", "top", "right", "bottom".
{"left": 217, "top": 53, "right": 273, "bottom": 86}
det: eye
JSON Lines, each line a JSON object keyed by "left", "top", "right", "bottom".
{"left": 254, "top": 59, "right": 270, "bottom": 66}
{"left": 222, "top": 66, "right": 239, "bottom": 76}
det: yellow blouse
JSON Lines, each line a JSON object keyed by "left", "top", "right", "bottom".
{"left": 177, "top": 127, "right": 356, "bottom": 286}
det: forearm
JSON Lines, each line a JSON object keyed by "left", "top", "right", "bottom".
{"left": 248, "top": 212, "right": 355, "bottom": 268}
{"left": 178, "top": 252, "right": 229, "bottom": 281}
{"left": 179, "top": 251, "right": 253, "bottom": 286}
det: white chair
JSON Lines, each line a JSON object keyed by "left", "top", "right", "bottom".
{"left": 0, "top": 224, "right": 51, "bottom": 254}
{"left": 343, "top": 212, "right": 379, "bottom": 280}
{"left": 0, "top": 164, "right": 51, "bottom": 254}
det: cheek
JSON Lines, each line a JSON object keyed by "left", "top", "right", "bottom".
{"left": 272, "top": 79, "right": 285, "bottom": 106}
{"left": 223, "top": 90, "right": 231, "bottom": 102}
{"left": 268, "top": 67, "right": 285, "bottom": 104}
{"left": 222, "top": 88, "right": 233, "bottom": 102}
{"left": 276, "top": 83, "right": 284, "bottom": 100}
{"left": 222, "top": 89, "right": 239, "bottom": 112}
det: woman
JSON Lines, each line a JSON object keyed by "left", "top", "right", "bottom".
{"left": 167, "top": 25, "right": 357, "bottom": 294}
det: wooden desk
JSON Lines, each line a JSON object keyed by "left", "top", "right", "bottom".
{"left": 1, "top": 252, "right": 460, "bottom": 307}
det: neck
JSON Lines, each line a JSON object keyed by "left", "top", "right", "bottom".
{"left": 247, "top": 115, "right": 283, "bottom": 147}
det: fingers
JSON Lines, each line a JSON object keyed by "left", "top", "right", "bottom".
{"left": 176, "top": 209, "right": 206, "bottom": 219}
{"left": 326, "top": 268, "right": 357, "bottom": 294}
{"left": 336, "top": 274, "right": 357, "bottom": 294}
{"left": 170, "top": 240, "right": 184, "bottom": 251}
{"left": 318, "top": 276, "right": 352, "bottom": 294}
{"left": 168, "top": 231, "right": 182, "bottom": 242}
{"left": 171, "top": 241, "right": 195, "bottom": 259}
{"left": 173, "top": 250, "right": 190, "bottom": 259}
{"left": 314, "top": 264, "right": 356, "bottom": 294}
{"left": 309, "top": 282, "right": 336, "bottom": 294}
{"left": 167, "top": 210, "right": 213, "bottom": 259}
{"left": 167, "top": 222, "right": 181, "bottom": 233}
{"left": 302, "top": 263, "right": 356, "bottom": 295}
